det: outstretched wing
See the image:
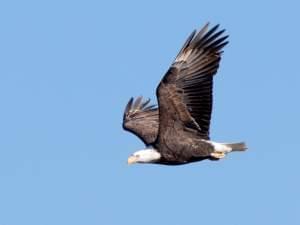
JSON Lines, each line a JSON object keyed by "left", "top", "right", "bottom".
{"left": 123, "top": 96, "right": 159, "bottom": 145}
{"left": 157, "top": 23, "right": 228, "bottom": 140}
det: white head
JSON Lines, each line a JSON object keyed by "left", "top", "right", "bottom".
{"left": 127, "top": 148, "right": 161, "bottom": 165}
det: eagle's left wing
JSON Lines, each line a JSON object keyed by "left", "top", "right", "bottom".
{"left": 123, "top": 97, "right": 159, "bottom": 145}
{"left": 156, "top": 23, "right": 228, "bottom": 140}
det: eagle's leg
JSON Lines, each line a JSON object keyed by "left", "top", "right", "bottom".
{"left": 210, "top": 151, "right": 226, "bottom": 159}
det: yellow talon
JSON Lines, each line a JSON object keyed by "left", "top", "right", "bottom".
{"left": 210, "top": 152, "right": 226, "bottom": 159}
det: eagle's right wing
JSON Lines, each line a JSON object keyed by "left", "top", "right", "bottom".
{"left": 123, "top": 97, "right": 159, "bottom": 145}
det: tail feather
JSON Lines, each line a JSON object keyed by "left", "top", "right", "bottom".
{"left": 224, "top": 142, "right": 247, "bottom": 151}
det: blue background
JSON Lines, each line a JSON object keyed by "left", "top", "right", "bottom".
{"left": 0, "top": 0, "right": 299, "bottom": 224}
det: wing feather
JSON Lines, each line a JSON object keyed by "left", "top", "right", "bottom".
{"left": 157, "top": 23, "right": 228, "bottom": 140}
{"left": 123, "top": 97, "right": 159, "bottom": 145}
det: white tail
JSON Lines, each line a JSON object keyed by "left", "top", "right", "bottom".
{"left": 224, "top": 142, "right": 247, "bottom": 152}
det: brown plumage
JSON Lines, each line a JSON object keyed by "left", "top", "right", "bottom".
{"left": 123, "top": 97, "right": 158, "bottom": 145}
{"left": 123, "top": 23, "right": 247, "bottom": 165}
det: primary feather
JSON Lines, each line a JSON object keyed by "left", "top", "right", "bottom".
{"left": 123, "top": 97, "right": 158, "bottom": 145}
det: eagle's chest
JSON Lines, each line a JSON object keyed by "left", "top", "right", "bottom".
{"left": 157, "top": 128, "right": 194, "bottom": 163}
{"left": 155, "top": 119, "right": 214, "bottom": 163}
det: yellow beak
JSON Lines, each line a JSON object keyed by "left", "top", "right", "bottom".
{"left": 127, "top": 155, "right": 138, "bottom": 165}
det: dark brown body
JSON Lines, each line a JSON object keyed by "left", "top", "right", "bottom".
{"left": 154, "top": 134, "right": 215, "bottom": 165}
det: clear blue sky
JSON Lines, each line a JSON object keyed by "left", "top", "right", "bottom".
{"left": 0, "top": 0, "right": 299, "bottom": 224}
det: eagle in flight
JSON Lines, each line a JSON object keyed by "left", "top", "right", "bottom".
{"left": 123, "top": 23, "right": 247, "bottom": 165}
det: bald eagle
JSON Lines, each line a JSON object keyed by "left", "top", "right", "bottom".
{"left": 123, "top": 23, "right": 247, "bottom": 165}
